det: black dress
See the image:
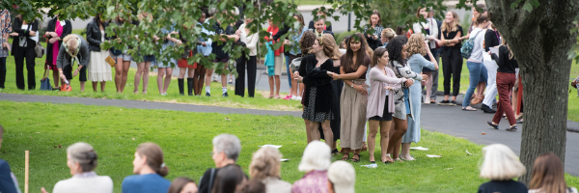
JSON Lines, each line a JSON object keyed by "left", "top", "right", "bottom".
{"left": 299, "top": 54, "right": 334, "bottom": 122}
{"left": 320, "top": 64, "right": 342, "bottom": 141}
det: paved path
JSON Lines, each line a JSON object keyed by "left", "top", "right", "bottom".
{"left": 1, "top": 92, "right": 578, "bottom": 176}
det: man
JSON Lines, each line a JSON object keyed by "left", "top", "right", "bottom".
{"left": 197, "top": 134, "right": 246, "bottom": 193}
{"left": 206, "top": 13, "right": 239, "bottom": 97}
{"left": 0, "top": 124, "right": 22, "bottom": 193}
{"left": 308, "top": 9, "right": 333, "bottom": 32}
{"left": 309, "top": 18, "right": 334, "bottom": 38}
{"left": 327, "top": 161, "right": 355, "bottom": 193}
{"left": 56, "top": 34, "right": 90, "bottom": 92}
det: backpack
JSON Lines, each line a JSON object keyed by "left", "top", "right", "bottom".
{"left": 460, "top": 29, "right": 484, "bottom": 59}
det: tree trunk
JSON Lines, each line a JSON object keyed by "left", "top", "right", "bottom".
{"left": 486, "top": 0, "right": 578, "bottom": 185}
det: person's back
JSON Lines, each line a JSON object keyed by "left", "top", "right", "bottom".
{"left": 0, "top": 159, "right": 20, "bottom": 193}
{"left": 122, "top": 173, "right": 171, "bottom": 193}
{"left": 53, "top": 173, "right": 113, "bottom": 193}
{"left": 478, "top": 180, "right": 527, "bottom": 193}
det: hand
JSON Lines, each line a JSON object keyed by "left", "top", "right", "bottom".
{"left": 353, "top": 85, "right": 368, "bottom": 95}
{"left": 488, "top": 51, "right": 492, "bottom": 55}
{"left": 59, "top": 72, "right": 67, "bottom": 81}
{"left": 41, "top": 187, "right": 49, "bottom": 193}
{"left": 326, "top": 71, "right": 334, "bottom": 77}
{"left": 405, "top": 79, "right": 413, "bottom": 87}
{"left": 202, "top": 42, "right": 206, "bottom": 46}
{"left": 2, "top": 42, "right": 9, "bottom": 48}
{"left": 73, "top": 69, "right": 79, "bottom": 77}
{"left": 421, "top": 80, "right": 427, "bottom": 86}
{"left": 421, "top": 74, "right": 428, "bottom": 80}
{"left": 29, "top": 31, "right": 37, "bottom": 37}
{"left": 49, "top": 38, "right": 58, "bottom": 44}
{"left": 9, "top": 32, "right": 18, "bottom": 36}
{"left": 384, "top": 86, "right": 394, "bottom": 90}
{"left": 373, "top": 35, "right": 378, "bottom": 40}
{"left": 294, "top": 74, "right": 303, "bottom": 82}
{"left": 235, "top": 30, "right": 241, "bottom": 35}
{"left": 284, "top": 39, "right": 290, "bottom": 45}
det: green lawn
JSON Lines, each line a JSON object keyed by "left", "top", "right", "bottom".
{"left": 1, "top": 101, "right": 578, "bottom": 192}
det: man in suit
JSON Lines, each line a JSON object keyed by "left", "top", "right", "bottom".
{"left": 0, "top": 124, "right": 21, "bottom": 193}
{"left": 310, "top": 18, "right": 334, "bottom": 38}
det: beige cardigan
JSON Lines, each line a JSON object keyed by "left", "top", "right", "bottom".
{"left": 366, "top": 66, "right": 406, "bottom": 119}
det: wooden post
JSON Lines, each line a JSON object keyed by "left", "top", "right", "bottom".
{"left": 25, "top": 150, "right": 29, "bottom": 193}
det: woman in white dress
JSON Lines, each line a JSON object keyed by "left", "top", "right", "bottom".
{"left": 86, "top": 14, "right": 112, "bottom": 92}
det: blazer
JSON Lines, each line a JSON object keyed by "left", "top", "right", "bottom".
{"left": 45, "top": 17, "right": 72, "bottom": 64}
{"left": 56, "top": 34, "right": 90, "bottom": 69}
{"left": 86, "top": 18, "right": 109, "bottom": 52}
{"left": 11, "top": 17, "right": 38, "bottom": 58}
{"left": 308, "top": 20, "right": 332, "bottom": 32}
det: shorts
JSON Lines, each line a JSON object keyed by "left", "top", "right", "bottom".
{"left": 109, "top": 51, "right": 132, "bottom": 61}
{"left": 214, "top": 58, "right": 229, "bottom": 69}
{"left": 63, "top": 64, "right": 87, "bottom": 81}
{"left": 143, "top": 55, "right": 155, "bottom": 62}
{"left": 369, "top": 96, "right": 393, "bottom": 121}
{"left": 274, "top": 54, "right": 284, "bottom": 76}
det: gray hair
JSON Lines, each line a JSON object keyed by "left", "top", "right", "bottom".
{"left": 213, "top": 134, "right": 241, "bottom": 161}
{"left": 208, "top": 8, "right": 217, "bottom": 17}
{"left": 298, "top": 141, "right": 331, "bottom": 172}
{"left": 67, "top": 142, "right": 98, "bottom": 172}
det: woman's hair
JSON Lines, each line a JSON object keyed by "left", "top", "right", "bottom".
{"left": 300, "top": 31, "right": 317, "bottom": 55}
{"left": 137, "top": 12, "right": 153, "bottom": 22}
{"left": 298, "top": 141, "right": 331, "bottom": 172}
{"left": 236, "top": 180, "right": 266, "bottom": 193}
{"left": 342, "top": 33, "right": 370, "bottom": 73}
{"left": 168, "top": 177, "right": 196, "bottom": 193}
{"left": 479, "top": 144, "right": 526, "bottom": 180}
{"left": 136, "top": 142, "right": 169, "bottom": 177}
{"left": 416, "top": 6, "right": 425, "bottom": 18}
{"left": 294, "top": 13, "right": 305, "bottom": 32}
{"left": 441, "top": 11, "right": 460, "bottom": 33}
{"left": 212, "top": 134, "right": 242, "bottom": 162}
{"left": 249, "top": 147, "right": 282, "bottom": 181}
{"left": 63, "top": 34, "right": 81, "bottom": 57}
{"left": 365, "top": 44, "right": 374, "bottom": 60}
{"left": 529, "top": 152, "right": 568, "bottom": 193}
{"left": 386, "top": 35, "right": 409, "bottom": 66}
{"left": 502, "top": 38, "right": 515, "bottom": 60}
{"left": 407, "top": 33, "right": 427, "bottom": 56}
{"left": 395, "top": 26, "right": 405, "bottom": 35}
{"left": 321, "top": 34, "right": 342, "bottom": 60}
{"left": 475, "top": 12, "right": 489, "bottom": 26}
{"left": 370, "top": 10, "right": 382, "bottom": 26}
{"left": 94, "top": 14, "right": 103, "bottom": 30}
{"left": 212, "top": 165, "right": 246, "bottom": 193}
{"left": 381, "top": 28, "right": 396, "bottom": 42}
{"left": 67, "top": 142, "right": 98, "bottom": 172}
{"left": 371, "top": 47, "right": 388, "bottom": 68}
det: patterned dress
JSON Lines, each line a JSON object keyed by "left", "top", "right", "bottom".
{"left": 291, "top": 170, "right": 328, "bottom": 193}
{"left": 0, "top": 10, "right": 10, "bottom": 58}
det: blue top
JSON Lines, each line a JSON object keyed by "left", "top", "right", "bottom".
{"left": 122, "top": 174, "right": 171, "bottom": 193}
{"left": 289, "top": 27, "right": 308, "bottom": 55}
{"left": 403, "top": 53, "right": 435, "bottom": 144}
{"left": 0, "top": 159, "right": 20, "bottom": 193}
{"left": 382, "top": 42, "right": 388, "bottom": 48}
{"left": 197, "top": 21, "right": 214, "bottom": 56}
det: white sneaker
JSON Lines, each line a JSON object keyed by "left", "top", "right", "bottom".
{"left": 290, "top": 96, "right": 298, "bottom": 100}
{"left": 294, "top": 96, "right": 302, "bottom": 101}
{"left": 161, "top": 92, "right": 168, "bottom": 96}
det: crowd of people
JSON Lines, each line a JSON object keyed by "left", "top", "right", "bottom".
{"left": 0, "top": 125, "right": 576, "bottom": 193}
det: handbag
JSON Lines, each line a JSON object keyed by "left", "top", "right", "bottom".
{"left": 35, "top": 42, "right": 45, "bottom": 58}
{"left": 290, "top": 57, "right": 302, "bottom": 70}
{"left": 460, "top": 29, "right": 484, "bottom": 59}
{"left": 39, "top": 67, "right": 51, "bottom": 90}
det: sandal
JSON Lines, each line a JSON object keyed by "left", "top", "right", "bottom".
{"left": 487, "top": 121, "right": 499, "bottom": 130}
{"left": 382, "top": 155, "right": 394, "bottom": 164}
{"left": 462, "top": 106, "right": 477, "bottom": 111}
{"left": 351, "top": 154, "right": 361, "bottom": 162}
{"left": 341, "top": 154, "right": 350, "bottom": 161}
{"left": 361, "top": 142, "right": 368, "bottom": 152}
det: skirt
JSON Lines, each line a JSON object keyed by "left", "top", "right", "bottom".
{"left": 178, "top": 51, "right": 195, "bottom": 68}
{"left": 88, "top": 50, "right": 113, "bottom": 82}
{"left": 340, "top": 79, "right": 368, "bottom": 150}
{"left": 302, "top": 86, "right": 333, "bottom": 122}
{"left": 320, "top": 79, "right": 343, "bottom": 141}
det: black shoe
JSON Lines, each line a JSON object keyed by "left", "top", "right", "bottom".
{"left": 187, "top": 78, "right": 194, "bottom": 96}
{"left": 506, "top": 126, "right": 517, "bottom": 132}
{"left": 481, "top": 104, "right": 497, "bottom": 113}
{"left": 206, "top": 92, "right": 211, "bottom": 97}
{"left": 222, "top": 92, "right": 229, "bottom": 97}
{"left": 438, "top": 100, "right": 450, "bottom": 106}
{"left": 450, "top": 100, "right": 458, "bottom": 106}
{"left": 178, "top": 78, "right": 184, "bottom": 95}
{"left": 487, "top": 121, "right": 499, "bottom": 130}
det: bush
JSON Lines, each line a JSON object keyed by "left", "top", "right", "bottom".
{"left": 335, "top": 31, "right": 358, "bottom": 46}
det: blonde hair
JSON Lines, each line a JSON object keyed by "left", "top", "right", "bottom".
{"left": 366, "top": 44, "right": 374, "bottom": 59}
{"left": 479, "top": 144, "right": 526, "bottom": 180}
{"left": 63, "top": 34, "right": 80, "bottom": 57}
{"left": 381, "top": 28, "right": 396, "bottom": 42}
{"left": 502, "top": 38, "right": 515, "bottom": 60}
{"left": 441, "top": 11, "right": 460, "bottom": 33}
{"left": 407, "top": 33, "right": 426, "bottom": 56}
{"left": 298, "top": 141, "right": 331, "bottom": 172}
{"left": 321, "top": 34, "right": 342, "bottom": 60}
{"left": 249, "top": 147, "right": 282, "bottom": 180}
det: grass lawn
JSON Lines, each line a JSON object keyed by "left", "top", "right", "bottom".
{"left": 0, "top": 41, "right": 301, "bottom": 111}
{"left": 1, "top": 101, "right": 578, "bottom": 192}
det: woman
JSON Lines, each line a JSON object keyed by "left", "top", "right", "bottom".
{"left": 249, "top": 147, "right": 291, "bottom": 193}
{"left": 235, "top": 16, "right": 259, "bottom": 97}
{"left": 40, "top": 142, "right": 113, "bottom": 193}
{"left": 477, "top": 144, "right": 527, "bottom": 193}
{"left": 211, "top": 165, "right": 246, "bottom": 193}
{"left": 56, "top": 34, "right": 90, "bottom": 91}
{"left": 283, "top": 13, "right": 308, "bottom": 100}
{"left": 462, "top": 14, "right": 489, "bottom": 111}
{"left": 297, "top": 31, "right": 317, "bottom": 143}
{"left": 367, "top": 47, "right": 407, "bottom": 164}
{"left": 318, "top": 33, "right": 342, "bottom": 154}
{"left": 328, "top": 33, "right": 370, "bottom": 162}
{"left": 481, "top": 23, "right": 501, "bottom": 113}
{"left": 413, "top": 7, "right": 439, "bottom": 104}
{"left": 122, "top": 143, "right": 171, "bottom": 193}
{"left": 295, "top": 33, "right": 334, "bottom": 148}
{"left": 0, "top": 9, "right": 10, "bottom": 90}
{"left": 529, "top": 152, "right": 578, "bottom": 193}
{"left": 437, "top": 11, "right": 463, "bottom": 105}
{"left": 291, "top": 141, "right": 331, "bottom": 193}
{"left": 45, "top": 15, "right": 72, "bottom": 89}
{"left": 365, "top": 10, "right": 384, "bottom": 50}
{"left": 110, "top": 16, "right": 134, "bottom": 93}
{"left": 237, "top": 180, "right": 266, "bottom": 193}
{"left": 486, "top": 39, "right": 519, "bottom": 131}
{"left": 177, "top": 28, "right": 194, "bottom": 96}
{"left": 155, "top": 25, "right": 180, "bottom": 95}
{"left": 265, "top": 20, "right": 283, "bottom": 99}
{"left": 86, "top": 14, "right": 112, "bottom": 92}
{"left": 401, "top": 34, "right": 438, "bottom": 161}
{"left": 380, "top": 28, "right": 396, "bottom": 48}
{"left": 386, "top": 35, "right": 425, "bottom": 161}
{"left": 10, "top": 16, "right": 38, "bottom": 90}
{"left": 168, "top": 177, "right": 198, "bottom": 193}
{"left": 193, "top": 11, "right": 213, "bottom": 96}
{"left": 134, "top": 12, "right": 156, "bottom": 94}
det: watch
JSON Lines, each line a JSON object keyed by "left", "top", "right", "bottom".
{"left": 350, "top": 84, "right": 354, "bottom": 88}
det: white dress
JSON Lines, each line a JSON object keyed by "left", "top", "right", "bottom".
{"left": 88, "top": 31, "right": 112, "bottom": 82}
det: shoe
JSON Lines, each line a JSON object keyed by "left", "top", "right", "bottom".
{"left": 487, "top": 121, "right": 499, "bottom": 130}
{"left": 222, "top": 92, "right": 229, "bottom": 97}
{"left": 295, "top": 96, "right": 302, "bottom": 100}
{"left": 450, "top": 100, "right": 458, "bottom": 106}
{"left": 331, "top": 149, "right": 339, "bottom": 155}
{"left": 178, "top": 78, "right": 185, "bottom": 95}
{"left": 161, "top": 92, "right": 168, "bottom": 96}
{"left": 424, "top": 101, "right": 431, "bottom": 104}
{"left": 290, "top": 96, "right": 298, "bottom": 100}
{"left": 481, "top": 104, "right": 496, "bottom": 113}
{"left": 401, "top": 154, "right": 415, "bottom": 161}
{"left": 283, "top": 95, "right": 292, "bottom": 100}
{"left": 438, "top": 100, "right": 450, "bottom": 106}
{"left": 206, "top": 92, "right": 211, "bottom": 97}
{"left": 506, "top": 126, "right": 517, "bottom": 132}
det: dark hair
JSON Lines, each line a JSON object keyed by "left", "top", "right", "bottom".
{"left": 94, "top": 14, "right": 103, "bottom": 30}
{"left": 342, "top": 33, "right": 370, "bottom": 73}
{"left": 293, "top": 13, "right": 305, "bottom": 32}
{"left": 212, "top": 165, "right": 246, "bottom": 193}
{"left": 476, "top": 13, "right": 489, "bottom": 26}
{"left": 168, "top": 177, "right": 196, "bottom": 193}
{"left": 395, "top": 26, "right": 405, "bottom": 36}
{"left": 300, "top": 31, "right": 317, "bottom": 55}
{"left": 137, "top": 143, "right": 169, "bottom": 177}
{"left": 386, "top": 35, "right": 408, "bottom": 66}
{"left": 236, "top": 180, "right": 266, "bottom": 193}
{"left": 371, "top": 10, "right": 382, "bottom": 26}
{"left": 371, "top": 47, "right": 387, "bottom": 68}
{"left": 530, "top": 152, "right": 568, "bottom": 193}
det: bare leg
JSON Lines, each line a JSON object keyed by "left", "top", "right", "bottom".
{"left": 178, "top": 67, "right": 187, "bottom": 79}
{"left": 290, "top": 69, "right": 297, "bottom": 97}
{"left": 310, "top": 120, "right": 321, "bottom": 141}
{"left": 142, "top": 62, "right": 151, "bottom": 94}
{"left": 114, "top": 58, "right": 124, "bottom": 93}
{"left": 299, "top": 83, "right": 305, "bottom": 97}
{"left": 120, "top": 61, "right": 131, "bottom": 92}
{"left": 380, "top": 120, "right": 392, "bottom": 162}
{"left": 52, "top": 70, "right": 60, "bottom": 88}
{"left": 388, "top": 117, "right": 408, "bottom": 159}
{"left": 268, "top": 76, "right": 274, "bottom": 98}
{"left": 320, "top": 120, "right": 333, "bottom": 149}
{"left": 274, "top": 75, "right": 281, "bottom": 97}
{"left": 205, "top": 69, "right": 213, "bottom": 87}
{"left": 100, "top": 81, "right": 106, "bottom": 92}
{"left": 368, "top": 120, "right": 380, "bottom": 162}
{"left": 163, "top": 68, "right": 173, "bottom": 94}
{"left": 401, "top": 143, "right": 412, "bottom": 160}
{"left": 80, "top": 81, "right": 86, "bottom": 92}
{"left": 134, "top": 62, "right": 145, "bottom": 93}
{"left": 157, "top": 68, "right": 165, "bottom": 94}
{"left": 92, "top": 82, "right": 98, "bottom": 92}
{"left": 425, "top": 72, "right": 433, "bottom": 102}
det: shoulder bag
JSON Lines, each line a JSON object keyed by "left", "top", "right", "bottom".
{"left": 460, "top": 29, "right": 484, "bottom": 59}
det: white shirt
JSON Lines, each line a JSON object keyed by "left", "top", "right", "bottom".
{"left": 52, "top": 174, "right": 113, "bottom": 193}
{"left": 467, "top": 27, "right": 486, "bottom": 63}
{"left": 238, "top": 23, "right": 259, "bottom": 56}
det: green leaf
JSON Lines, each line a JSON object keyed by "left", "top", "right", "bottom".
{"left": 522, "top": 1, "right": 533, "bottom": 13}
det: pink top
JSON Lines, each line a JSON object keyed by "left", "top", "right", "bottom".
{"left": 52, "top": 20, "right": 63, "bottom": 65}
{"left": 367, "top": 66, "right": 406, "bottom": 119}
{"left": 291, "top": 170, "right": 328, "bottom": 193}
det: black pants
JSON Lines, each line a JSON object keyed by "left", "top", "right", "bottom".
{"left": 235, "top": 55, "right": 257, "bottom": 97}
{"left": 0, "top": 57, "right": 6, "bottom": 89}
{"left": 14, "top": 53, "right": 36, "bottom": 90}
{"left": 441, "top": 48, "right": 462, "bottom": 96}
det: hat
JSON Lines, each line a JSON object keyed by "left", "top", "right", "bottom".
{"left": 327, "top": 161, "right": 355, "bottom": 193}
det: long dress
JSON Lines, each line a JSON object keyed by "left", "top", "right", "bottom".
{"left": 403, "top": 54, "right": 436, "bottom": 144}
{"left": 88, "top": 31, "right": 112, "bottom": 82}
{"left": 339, "top": 56, "right": 370, "bottom": 152}
{"left": 320, "top": 65, "right": 342, "bottom": 141}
